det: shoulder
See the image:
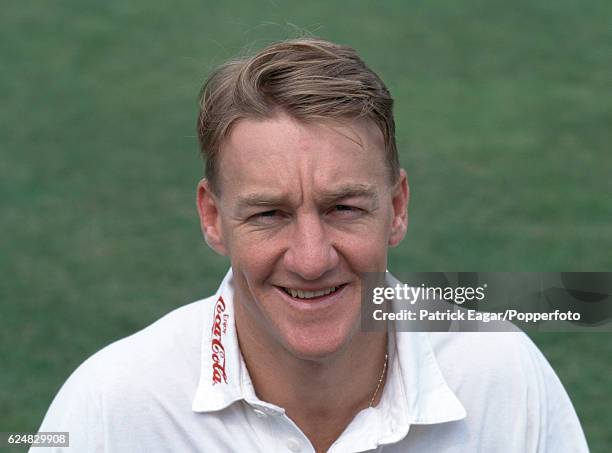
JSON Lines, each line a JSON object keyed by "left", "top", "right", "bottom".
{"left": 104, "top": 296, "right": 211, "bottom": 354}
{"left": 426, "top": 331, "right": 588, "bottom": 452}
{"left": 428, "top": 330, "right": 535, "bottom": 371}
{"left": 80, "top": 296, "right": 215, "bottom": 392}
{"left": 427, "top": 331, "right": 551, "bottom": 400}
{"left": 34, "top": 296, "right": 221, "bottom": 451}
{"left": 37, "top": 296, "right": 215, "bottom": 426}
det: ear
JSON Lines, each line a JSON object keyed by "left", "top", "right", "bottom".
{"left": 196, "top": 179, "right": 228, "bottom": 256}
{"left": 388, "top": 169, "right": 409, "bottom": 247}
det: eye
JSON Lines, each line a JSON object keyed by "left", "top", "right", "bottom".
{"left": 335, "top": 205, "right": 355, "bottom": 212}
{"left": 257, "top": 210, "right": 278, "bottom": 217}
{"left": 248, "top": 210, "right": 284, "bottom": 225}
{"left": 329, "top": 204, "right": 363, "bottom": 219}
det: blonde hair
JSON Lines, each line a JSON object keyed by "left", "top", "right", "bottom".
{"left": 196, "top": 38, "right": 398, "bottom": 193}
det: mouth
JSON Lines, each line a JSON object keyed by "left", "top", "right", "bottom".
{"left": 277, "top": 284, "right": 347, "bottom": 302}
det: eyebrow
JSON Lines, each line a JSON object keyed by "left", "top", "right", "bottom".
{"left": 236, "top": 184, "right": 379, "bottom": 210}
{"left": 235, "top": 192, "right": 291, "bottom": 210}
{"left": 317, "top": 184, "right": 379, "bottom": 206}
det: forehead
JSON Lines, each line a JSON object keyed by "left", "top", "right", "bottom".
{"left": 215, "top": 114, "right": 389, "bottom": 200}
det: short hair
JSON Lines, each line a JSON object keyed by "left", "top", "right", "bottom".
{"left": 196, "top": 37, "right": 398, "bottom": 193}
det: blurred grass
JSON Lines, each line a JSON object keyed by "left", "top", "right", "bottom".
{"left": 1, "top": 0, "right": 610, "bottom": 451}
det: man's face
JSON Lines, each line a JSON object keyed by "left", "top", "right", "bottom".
{"left": 198, "top": 113, "right": 408, "bottom": 360}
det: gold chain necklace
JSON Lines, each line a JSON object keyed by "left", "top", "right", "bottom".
{"left": 368, "top": 352, "right": 388, "bottom": 407}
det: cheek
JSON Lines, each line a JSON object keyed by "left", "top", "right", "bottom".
{"left": 226, "top": 231, "right": 283, "bottom": 284}
{"left": 336, "top": 231, "right": 389, "bottom": 271}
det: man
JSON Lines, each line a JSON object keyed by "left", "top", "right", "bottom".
{"left": 33, "top": 38, "right": 588, "bottom": 452}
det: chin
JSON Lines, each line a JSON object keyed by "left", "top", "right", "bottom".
{"left": 280, "top": 322, "right": 358, "bottom": 361}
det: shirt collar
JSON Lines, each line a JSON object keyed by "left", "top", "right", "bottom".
{"left": 192, "top": 269, "right": 466, "bottom": 444}
{"left": 370, "top": 330, "right": 467, "bottom": 446}
{"left": 192, "top": 269, "right": 285, "bottom": 415}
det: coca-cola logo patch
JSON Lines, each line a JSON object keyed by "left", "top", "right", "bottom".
{"left": 211, "top": 296, "right": 228, "bottom": 385}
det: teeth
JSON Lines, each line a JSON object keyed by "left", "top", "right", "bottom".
{"left": 285, "top": 286, "right": 338, "bottom": 299}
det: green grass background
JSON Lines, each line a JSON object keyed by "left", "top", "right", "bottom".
{"left": 1, "top": 0, "right": 611, "bottom": 451}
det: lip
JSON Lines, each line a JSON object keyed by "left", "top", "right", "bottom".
{"left": 273, "top": 284, "right": 348, "bottom": 310}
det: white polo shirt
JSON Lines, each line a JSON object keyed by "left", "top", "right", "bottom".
{"left": 32, "top": 270, "right": 588, "bottom": 452}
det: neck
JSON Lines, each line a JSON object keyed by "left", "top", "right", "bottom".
{"left": 235, "top": 307, "right": 388, "bottom": 452}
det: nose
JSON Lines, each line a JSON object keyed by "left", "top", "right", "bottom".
{"left": 284, "top": 213, "right": 339, "bottom": 281}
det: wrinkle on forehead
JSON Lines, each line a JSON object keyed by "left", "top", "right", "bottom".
{"left": 215, "top": 114, "right": 388, "bottom": 201}
{"left": 317, "top": 118, "right": 383, "bottom": 153}
{"left": 224, "top": 113, "right": 382, "bottom": 160}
